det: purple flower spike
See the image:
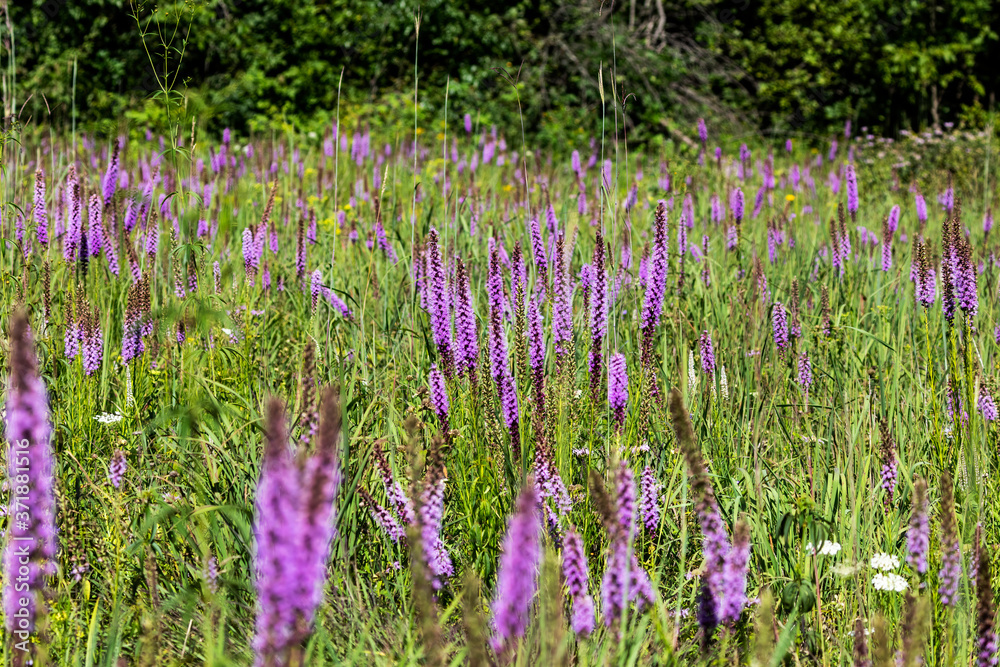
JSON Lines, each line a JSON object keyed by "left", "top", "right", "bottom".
{"left": 562, "top": 528, "right": 595, "bottom": 635}
{"left": 771, "top": 302, "right": 789, "bottom": 352}
{"left": 888, "top": 205, "right": 901, "bottom": 234}
{"left": 551, "top": 234, "right": 573, "bottom": 358}
{"left": 980, "top": 383, "right": 998, "bottom": 422}
{"left": 700, "top": 330, "right": 716, "bottom": 376}
{"left": 428, "top": 365, "right": 450, "bottom": 429}
{"left": 939, "top": 472, "right": 961, "bottom": 606}
{"left": 729, "top": 187, "right": 744, "bottom": 225}
{"left": 34, "top": 170, "right": 48, "bottom": 246}
{"left": 915, "top": 192, "right": 928, "bottom": 224}
{"left": 906, "top": 477, "right": 930, "bottom": 575}
{"left": 718, "top": 521, "right": 751, "bottom": 624}
{"left": 845, "top": 164, "right": 859, "bottom": 221}
{"left": 253, "top": 392, "right": 342, "bottom": 666}
{"left": 425, "top": 229, "right": 454, "bottom": 376}
{"left": 103, "top": 138, "right": 121, "bottom": 207}
{"left": 3, "top": 313, "right": 58, "bottom": 641}
{"left": 491, "top": 480, "right": 541, "bottom": 655}
{"left": 797, "top": 351, "right": 812, "bottom": 393}
{"left": 453, "top": 258, "right": 479, "bottom": 379}
{"left": 608, "top": 353, "right": 628, "bottom": 433}
{"left": 108, "top": 450, "right": 127, "bottom": 489}
{"left": 639, "top": 466, "right": 661, "bottom": 533}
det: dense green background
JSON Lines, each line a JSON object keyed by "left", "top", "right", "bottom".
{"left": 4, "top": 0, "right": 1000, "bottom": 143}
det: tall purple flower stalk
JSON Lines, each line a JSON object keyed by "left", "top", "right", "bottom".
{"left": 491, "top": 480, "right": 541, "bottom": 654}
{"left": 888, "top": 204, "right": 901, "bottom": 234}
{"left": 669, "top": 389, "right": 750, "bottom": 636}
{"left": 639, "top": 466, "right": 661, "bottom": 533}
{"left": 980, "top": 383, "right": 998, "bottom": 422}
{"left": 34, "top": 169, "right": 48, "bottom": 246}
{"left": 527, "top": 295, "right": 545, "bottom": 415}
{"left": 425, "top": 229, "right": 454, "bottom": 376}
{"left": 64, "top": 304, "right": 79, "bottom": 360}
{"left": 551, "top": 233, "right": 573, "bottom": 360}
{"left": 65, "top": 178, "right": 82, "bottom": 262}
{"left": 915, "top": 241, "right": 936, "bottom": 308}
{"left": 719, "top": 521, "right": 750, "bottom": 624}
{"left": 589, "top": 233, "right": 607, "bottom": 399}
{"left": 3, "top": 313, "right": 59, "bottom": 648}
{"left": 906, "top": 477, "right": 929, "bottom": 575}
{"left": 700, "top": 330, "right": 716, "bottom": 376}
{"left": 599, "top": 465, "right": 656, "bottom": 627}
{"left": 529, "top": 216, "right": 547, "bottom": 289}
{"left": 253, "top": 391, "right": 341, "bottom": 667}
{"left": 487, "top": 244, "right": 508, "bottom": 385}
{"left": 428, "top": 365, "right": 450, "bottom": 433}
{"left": 879, "top": 419, "right": 898, "bottom": 510}
{"left": 939, "top": 471, "right": 961, "bottom": 606}
{"left": 641, "top": 203, "right": 669, "bottom": 367}
{"left": 108, "top": 450, "right": 127, "bottom": 489}
{"left": 915, "top": 191, "right": 928, "bottom": 226}
{"left": 82, "top": 311, "right": 103, "bottom": 376}
{"left": 772, "top": 302, "right": 789, "bottom": 352}
{"left": 453, "top": 258, "right": 479, "bottom": 379}
{"left": 103, "top": 138, "right": 121, "bottom": 207}
{"left": 881, "top": 218, "right": 892, "bottom": 271}
{"left": 88, "top": 195, "right": 103, "bottom": 259}
{"left": 846, "top": 163, "right": 859, "bottom": 222}
{"left": 956, "top": 237, "right": 978, "bottom": 320}
{"left": 608, "top": 353, "right": 628, "bottom": 433}
{"left": 418, "top": 454, "right": 453, "bottom": 589}
{"left": 797, "top": 351, "right": 812, "bottom": 394}
{"left": 562, "top": 528, "right": 595, "bottom": 635}
{"left": 730, "top": 187, "right": 745, "bottom": 226}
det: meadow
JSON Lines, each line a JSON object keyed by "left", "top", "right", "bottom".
{"left": 1, "top": 116, "right": 999, "bottom": 666}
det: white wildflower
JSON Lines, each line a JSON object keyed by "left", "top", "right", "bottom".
{"left": 872, "top": 572, "right": 908, "bottom": 592}
{"left": 688, "top": 350, "right": 696, "bottom": 392}
{"left": 806, "top": 540, "right": 842, "bottom": 556}
{"left": 720, "top": 365, "right": 729, "bottom": 401}
{"left": 94, "top": 412, "right": 124, "bottom": 425}
{"left": 870, "top": 552, "right": 900, "bottom": 571}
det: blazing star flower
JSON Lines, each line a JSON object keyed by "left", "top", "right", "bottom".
{"left": 906, "top": 478, "right": 930, "bottom": 575}
{"left": 608, "top": 353, "right": 628, "bottom": 433}
{"left": 253, "top": 392, "right": 341, "bottom": 666}
{"left": 845, "top": 163, "right": 859, "bottom": 221}
{"left": 980, "top": 384, "right": 998, "bottom": 422}
{"left": 424, "top": 229, "right": 453, "bottom": 376}
{"left": 639, "top": 466, "right": 661, "bottom": 533}
{"left": 771, "top": 302, "right": 789, "bottom": 351}
{"left": 797, "top": 351, "right": 812, "bottom": 392}
{"left": 730, "top": 187, "right": 745, "bottom": 225}
{"left": 34, "top": 169, "right": 48, "bottom": 245}
{"left": 3, "top": 313, "right": 59, "bottom": 641}
{"left": 915, "top": 192, "right": 928, "bottom": 224}
{"left": 700, "top": 330, "right": 716, "bottom": 376}
{"left": 562, "top": 528, "right": 595, "bottom": 635}
{"left": 108, "top": 450, "right": 127, "bottom": 489}
{"left": 491, "top": 481, "right": 541, "bottom": 654}
{"left": 939, "top": 472, "right": 962, "bottom": 606}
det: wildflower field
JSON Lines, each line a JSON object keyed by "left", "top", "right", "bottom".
{"left": 2, "top": 118, "right": 1000, "bottom": 666}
